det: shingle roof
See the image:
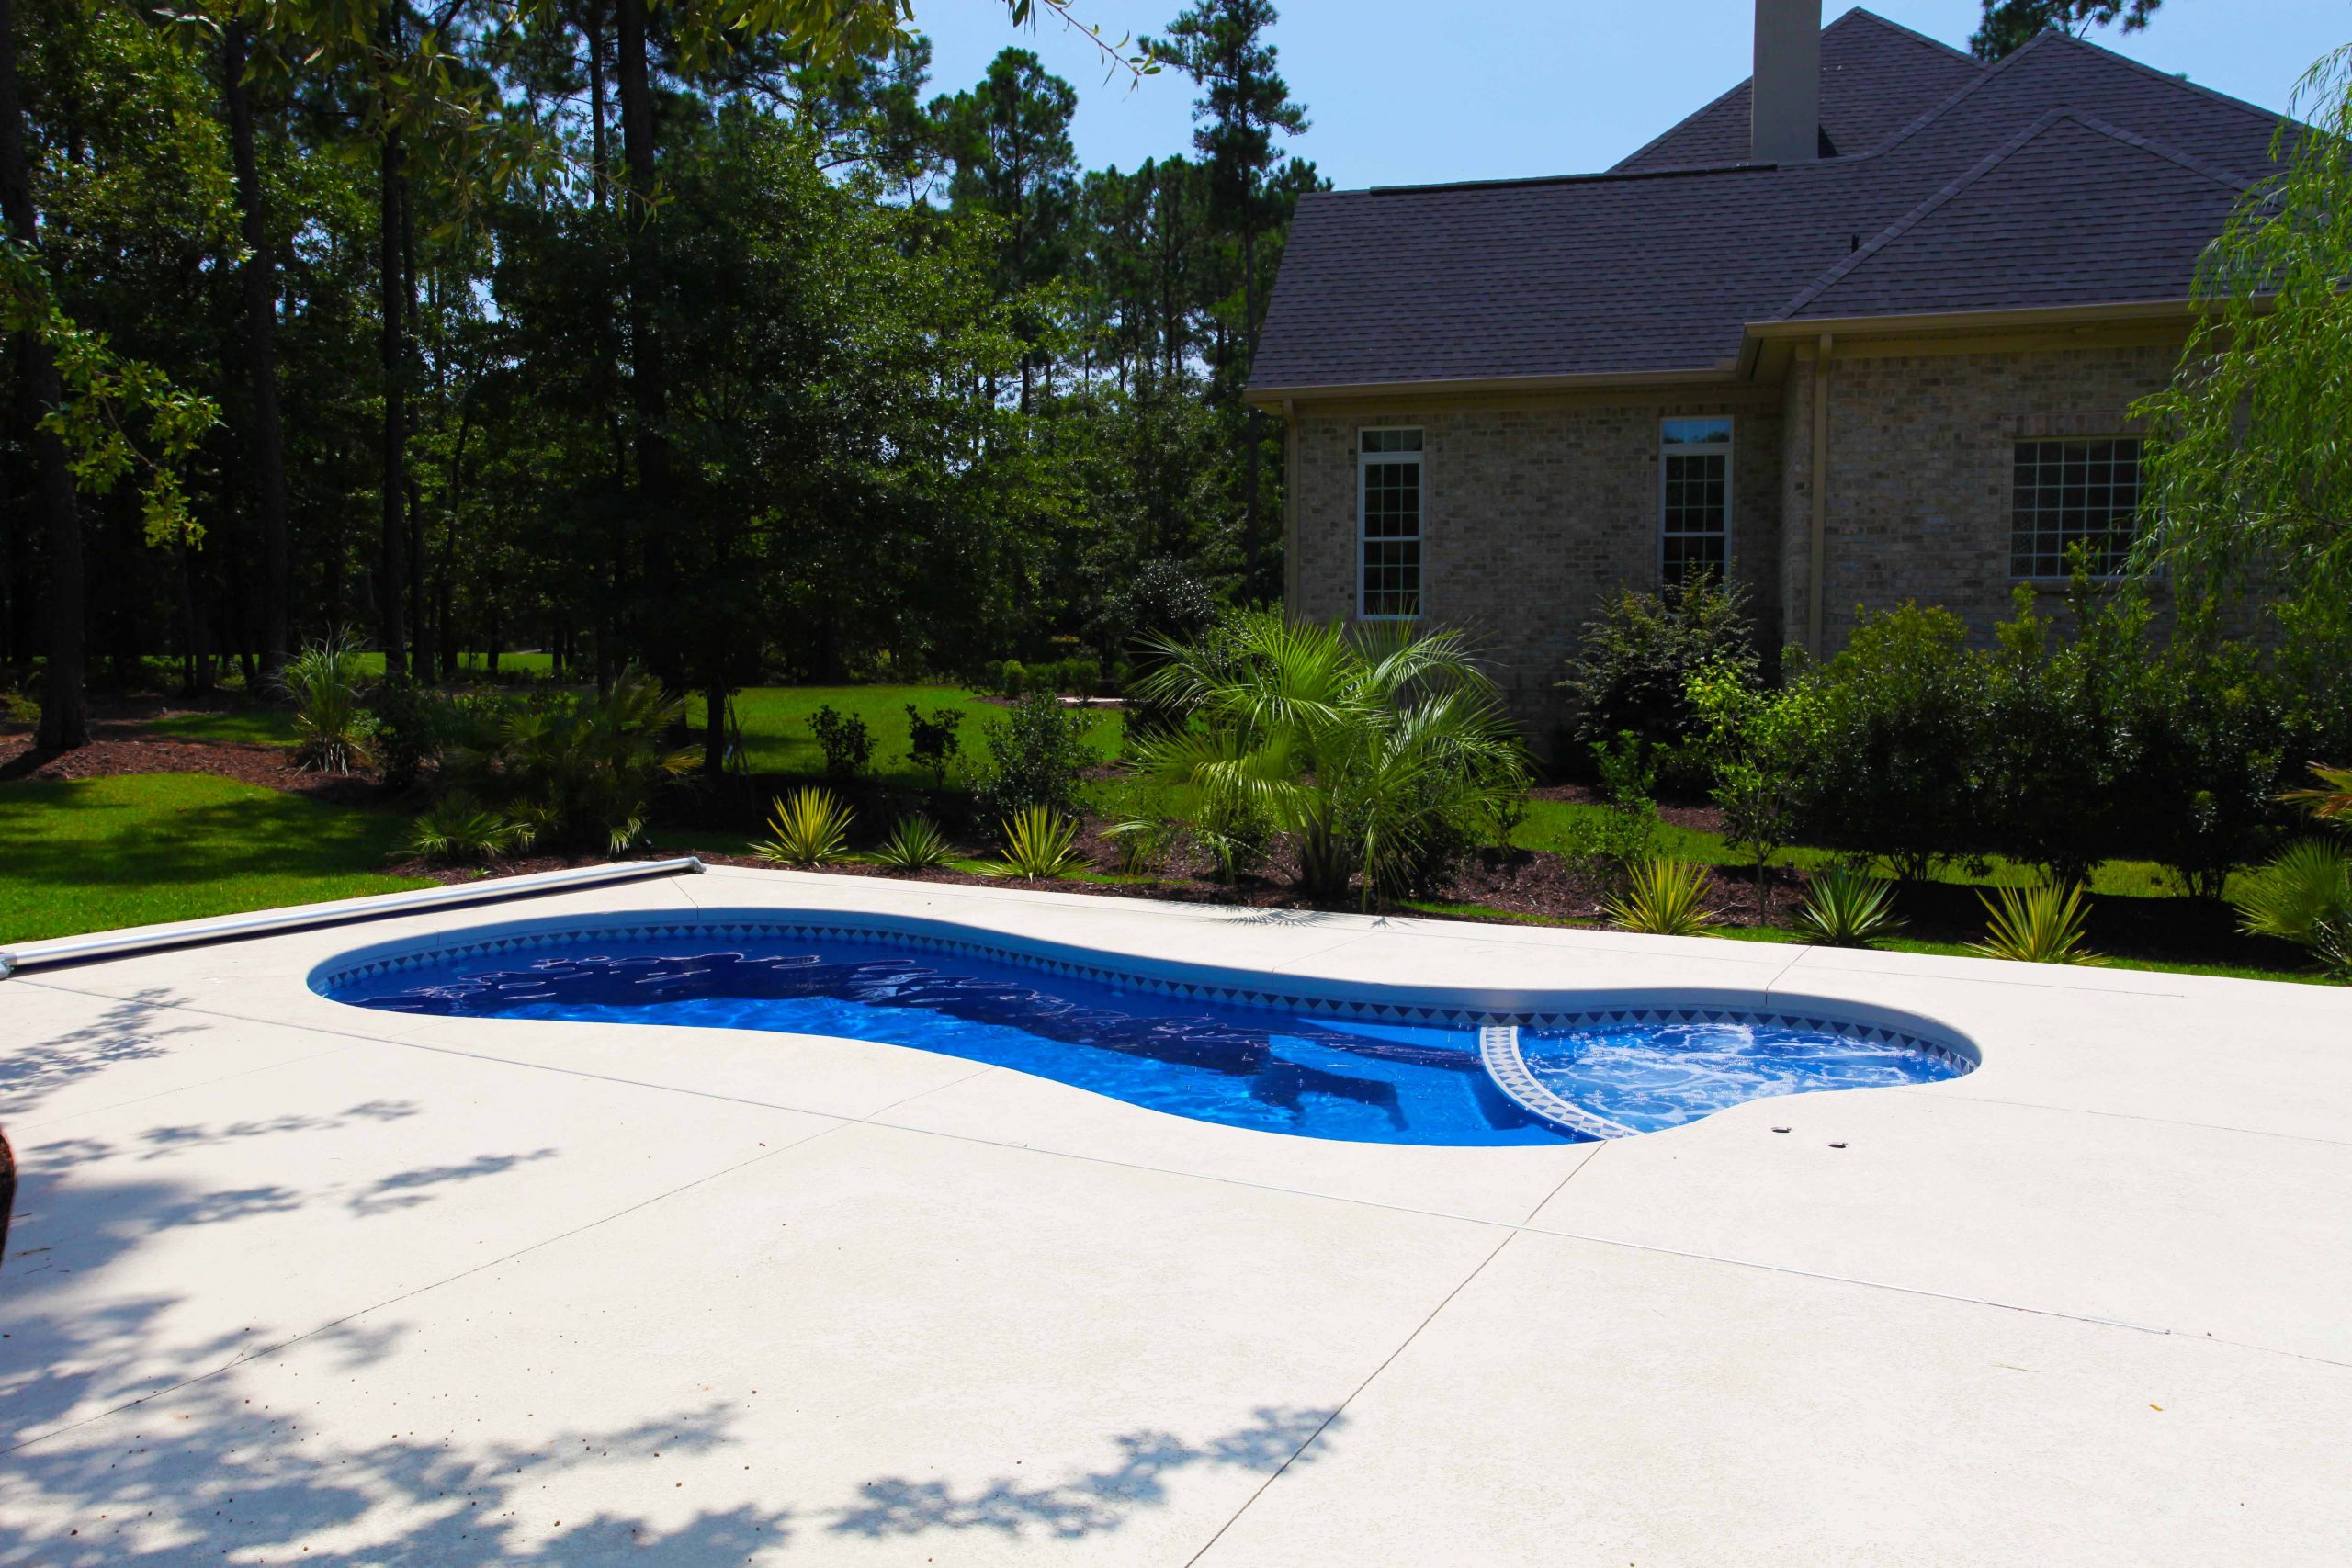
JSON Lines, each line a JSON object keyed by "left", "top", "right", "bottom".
{"left": 1612, "top": 10, "right": 1985, "bottom": 173}
{"left": 1249, "top": 17, "right": 2288, "bottom": 396}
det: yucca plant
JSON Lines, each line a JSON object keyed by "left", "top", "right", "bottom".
{"left": 868, "top": 813, "right": 954, "bottom": 874}
{"left": 408, "top": 791, "right": 533, "bottom": 866}
{"left": 278, "top": 631, "right": 373, "bottom": 773}
{"left": 982, "top": 806, "right": 1087, "bottom": 879}
{"left": 2231, "top": 840, "right": 2352, "bottom": 976}
{"left": 1971, "top": 880, "right": 2103, "bottom": 965}
{"left": 754, "top": 787, "right": 855, "bottom": 866}
{"left": 1792, "top": 868, "right": 1905, "bottom": 949}
{"left": 1603, "top": 857, "right": 1720, "bottom": 937}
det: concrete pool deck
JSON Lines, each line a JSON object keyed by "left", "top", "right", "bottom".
{"left": 2, "top": 863, "right": 2347, "bottom": 1564}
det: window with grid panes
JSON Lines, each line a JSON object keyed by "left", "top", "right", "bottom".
{"left": 1359, "top": 428, "right": 1423, "bottom": 618}
{"left": 1659, "top": 417, "right": 1731, "bottom": 581}
{"left": 2010, "top": 437, "right": 2143, "bottom": 578}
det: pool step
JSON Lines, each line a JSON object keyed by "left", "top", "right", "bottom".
{"left": 1477, "top": 1025, "right": 1640, "bottom": 1142}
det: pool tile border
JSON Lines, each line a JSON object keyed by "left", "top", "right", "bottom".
{"left": 313, "top": 914, "right": 1976, "bottom": 1079}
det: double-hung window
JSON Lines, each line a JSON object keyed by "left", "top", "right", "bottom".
{"left": 1659, "top": 417, "right": 1732, "bottom": 582}
{"left": 2010, "top": 437, "right": 2143, "bottom": 579}
{"left": 1358, "top": 428, "right": 1423, "bottom": 619}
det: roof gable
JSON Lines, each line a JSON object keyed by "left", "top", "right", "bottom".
{"left": 1613, "top": 9, "right": 1984, "bottom": 173}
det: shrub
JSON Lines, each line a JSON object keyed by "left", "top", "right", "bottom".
{"left": 755, "top": 787, "right": 855, "bottom": 866}
{"left": 870, "top": 813, "right": 955, "bottom": 874}
{"left": 279, "top": 632, "right": 374, "bottom": 773}
{"left": 974, "top": 692, "right": 1094, "bottom": 820}
{"left": 1604, "top": 857, "right": 1720, "bottom": 936}
{"left": 1792, "top": 869, "right": 1905, "bottom": 948}
{"left": 1559, "top": 572, "right": 1758, "bottom": 784}
{"left": 368, "top": 675, "right": 445, "bottom": 793}
{"left": 983, "top": 806, "right": 1086, "bottom": 879}
{"left": 1108, "top": 557, "right": 1217, "bottom": 647}
{"left": 2231, "top": 840, "right": 2352, "bottom": 976}
{"left": 1972, "top": 881, "right": 2102, "bottom": 966}
{"left": 997, "top": 659, "right": 1029, "bottom": 697}
{"left": 1779, "top": 603, "right": 1991, "bottom": 882}
{"left": 1555, "top": 801, "right": 1658, "bottom": 906}
{"left": 904, "top": 705, "right": 964, "bottom": 788}
{"left": 1589, "top": 730, "right": 1657, "bottom": 807}
{"left": 408, "top": 791, "right": 532, "bottom": 866}
{"left": 440, "top": 671, "right": 695, "bottom": 854}
{"left": 0, "top": 682, "right": 37, "bottom": 728}
{"left": 808, "top": 705, "right": 875, "bottom": 778}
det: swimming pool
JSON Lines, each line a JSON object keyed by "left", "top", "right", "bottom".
{"left": 317, "top": 916, "right": 1973, "bottom": 1146}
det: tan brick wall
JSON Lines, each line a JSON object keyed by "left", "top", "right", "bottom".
{"left": 1804, "top": 342, "right": 2182, "bottom": 646}
{"left": 1290, "top": 394, "right": 1784, "bottom": 751}
{"left": 1283, "top": 339, "right": 2185, "bottom": 758}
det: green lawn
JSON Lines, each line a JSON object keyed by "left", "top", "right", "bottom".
{"left": 0, "top": 774, "right": 433, "bottom": 944}
{"left": 142, "top": 707, "right": 303, "bottom": 746}
{"left": 685, "top": 684, "right": 1123, "bottom": 783}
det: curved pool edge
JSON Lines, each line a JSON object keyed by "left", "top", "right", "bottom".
{"left": 308, "top": 904, "right": 1984, "bottom": 1076}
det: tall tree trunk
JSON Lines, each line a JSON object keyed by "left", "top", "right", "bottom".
{"left": 0, "top": 0, "right": 88, "bottom": 749}
{"left": 223, "top": 20, "right": 289, "bottom": 672}
{"left": 586, "top": 0, "right": 610, "bottom": 215}
{"left": 1238, "top": 228, "right": 1264, "bottom": 602}
{"left": 401, "top": 172, "right": 432, "bottom": 679}
{"left": 613, "top": 0, "right": 674, "bottom": 685}
{"left": 378, "top": 113, "right": 408, "bottom": 677}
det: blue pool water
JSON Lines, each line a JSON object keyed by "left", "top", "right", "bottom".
{"left": 326, "top": 933, "right": 1966, "bottom": 1145}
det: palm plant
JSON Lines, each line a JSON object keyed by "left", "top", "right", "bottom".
{"left": 868, "top": 813, "right": 954, "bottom": 874}
{"left": 279, "top": 631, "right": 373, "bottom": 773}
{"left": 754, "top": 787, "right": 855, "bottom": 866}
{"left": 443, "top": 672, "right": 696, "bottom": 855}
{"left": 1129, "top": 613, "right": 1529, "bottom": 906}
{"left": 1792, "top": 868, "right": 1905, "bottom": 948}
{"left": 2231, "top": 840, "right": 2352, "bottom": 976}
{"left": 1972, "top": 880, "right": 2103, "bottom": 965}
{"left": 982, "top": 806, "right": 1087, "bottom": 879}
{"left": 1603, "top": 857, "right": 1720, "bottom": 937}
{"left": 408, "top": 791, "right": 534, "bottom": 866}
{"left": 2282, "top": 762, "right": 2352, "bottom": 823}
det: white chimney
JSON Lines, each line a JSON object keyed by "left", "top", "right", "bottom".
{"left": 1751, "top": 0, "right": 1823, "bottom": 164}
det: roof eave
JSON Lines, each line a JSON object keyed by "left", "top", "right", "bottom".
{"left": 1745, "top": 299, "right": 2209, "bottom": 339}
{"left": 1244, "top": 363, "right": 1743, "bottom": 410}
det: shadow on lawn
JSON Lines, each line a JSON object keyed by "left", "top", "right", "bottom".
{"left": 0, "top": 784, "right": 413, "bottom": 894}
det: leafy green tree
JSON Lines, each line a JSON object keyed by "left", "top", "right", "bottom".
{"left": 2134, "top": 43, "right": 2352, "bottom": 648}
{"left": 1150, "top": 0, "right": 1308, "bottom": 602}
{"left": 1971, "top": 1, "right": 2165, "bottom": 61}
{"left": 933, "top": 47, "right": 1079, "bottom": 412}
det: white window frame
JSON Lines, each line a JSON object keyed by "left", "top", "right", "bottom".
{"left": 1657, "top": 416, "right": 1734, "bottom": 584}
{"left": 2008, "top": 434, "right": 2143, "bottom": 583}
{"left": 1357, "top": 427, "right": 1425, "bottom": 621}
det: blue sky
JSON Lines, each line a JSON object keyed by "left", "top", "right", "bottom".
{"left": 910, "top": 1, "right": 2352, "bottom": 188}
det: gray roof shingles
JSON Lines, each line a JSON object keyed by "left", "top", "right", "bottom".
{"left": 1249, "top": 15, "right": 2286, "bottom": 395}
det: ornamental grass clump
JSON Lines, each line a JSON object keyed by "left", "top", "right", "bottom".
{"left": 869, "top": 813, "right": 955, "bottom": 874}
{"left": 1792, "top": 868, "right": 1905, "bottom": 949}
{"left": 1971, "top": 880, "right": 2103, "bottom": 965}
{"left": 280, "top": 632, "right": 373, "bottom": 773}
{"left": 983, "top": 806, "right": 1087, "bottom": 879}
{"left": 754, "top": 787, "right": 855, "bottom": 866}
{"left": 1604, "top": 857, "right": 1720, "bottom": 937}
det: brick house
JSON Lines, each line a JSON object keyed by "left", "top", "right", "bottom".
{"left": 1247, "top": 3, "right": 2287, "bottom": 744}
